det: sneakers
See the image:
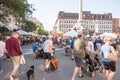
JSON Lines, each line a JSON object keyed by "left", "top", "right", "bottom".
{"left": 45, "top": 68, "right": 50, "bottom": 73}
{"left": 71, "top": 57, "right": 74, "bottom": 60}
{"left": 71, "top": 55, "right": 74, "bottom": 60}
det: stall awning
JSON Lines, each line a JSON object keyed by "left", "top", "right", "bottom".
{"left": 17, "top": 30, "right": 31, "bottom": 35}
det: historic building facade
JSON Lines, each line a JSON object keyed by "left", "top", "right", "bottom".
{"left": 112, "top": 18, "right": 120, "bottom": 32}
{"left": 54, "top": 11, "right": 113, "bottom": 34}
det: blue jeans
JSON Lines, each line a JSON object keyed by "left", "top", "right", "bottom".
{"left": 0, "top": 57, "right": 2, "bottom": 71}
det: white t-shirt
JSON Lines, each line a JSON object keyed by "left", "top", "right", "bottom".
{"left": 0, "top": 41, "right": 5, "bottom": 57}
{"left": 43, "top": 39, "right": 53, "bottom": 53}
{"left": 87, "top": 41, "right": 94, "bottom": 52}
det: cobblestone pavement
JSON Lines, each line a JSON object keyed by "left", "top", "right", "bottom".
{"left": 0, "top": 45, "right": 120, "bottom": 80}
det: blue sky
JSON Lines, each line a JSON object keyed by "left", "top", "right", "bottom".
{"left": 27, "top": 0, "right": 120, "bottom": 31}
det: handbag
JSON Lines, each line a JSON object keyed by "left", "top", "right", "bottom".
{"left": 104, "top": 52, "right": 118, "bottom": 61}
{"left": 20, "top": 55, "right": 26, "bottom": 64}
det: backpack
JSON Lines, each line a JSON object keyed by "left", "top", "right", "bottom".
{"left": 73, "top": 38, "right": 86, "bottom": 58}
{"left": 70, "top": 39, "right": 75, "bottom": 49}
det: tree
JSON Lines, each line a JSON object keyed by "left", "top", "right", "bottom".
{"left": 38, "top": 28, "right": 49, "bottom": 36}
{"left": 0, "top": 26, "right": 12, "bottom": 37}
{"left": 0, "top": 0, "right": 33, "bottom": 24}
{"left": 44, "top": 31, "right": 49, "bottom": 36}
{"left": 38, "top": 28, "right": 45, "bottom": 35}
{"left": 24, "top": 20, "right": 37, "bottom": 32}
{"left": 48, "top": 30, "right": 53, "bottom": 35}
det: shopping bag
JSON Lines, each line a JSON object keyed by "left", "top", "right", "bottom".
{"left": 20, "top": 55, "right": 26, "bottom": 64}
{"left": 51, "top": 59, "right": 58, "bottom": 69}
{"left": 104, "top": 52, "right": 118, "bottom": 61}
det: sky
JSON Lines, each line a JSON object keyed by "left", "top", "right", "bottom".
{"left": 27, "top": 0, "right": 120, "bottom": 31}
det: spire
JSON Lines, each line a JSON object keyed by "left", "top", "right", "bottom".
{"left": 72, "top": 0, "right": 84, "bottom": 32}
{"left": 79, "top": 0, "right": 83, "bottom": 21}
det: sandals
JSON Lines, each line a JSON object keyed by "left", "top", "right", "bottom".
{"left": 9, "top": 72, "right": 21, "bottom": 80}
{"left": 45, "top": 68, "right": 50, "bottom": 73}
{"left": 15, "top": 72, "right": 21, "bottom": 77}
{"left": 78, "top": 75, "right": 84, "bottom": 78}
{"left": 9, "top": 75, "right": 15, "bottom": 80}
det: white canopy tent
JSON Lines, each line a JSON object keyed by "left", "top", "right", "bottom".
{"left": 108, "top": 33, "right": 117, "bottom": 38}
{"left": 63, "top": 29, "right": 78, "bottom": 37}
{"left": 100, "top": 32, "right": 117, "bottom": 38}
{"left": 17, "top": 30, "right": 31, "bottom": 35}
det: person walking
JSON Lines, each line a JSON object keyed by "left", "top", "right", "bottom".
{"left": 101, "top": 37, "right": 118, "bottom": 80}
{"left": 0, "top": 36, "right": 6, "bottom": 73}
{"left": 70, "top": 37, "right": 76, "bottom": 60}
{"left": 42, "top": 35, "right": 53, "bottom": 72}
{"left": 6, "top": 32, "right": 23, "bottom": 80}
{"left": 87, "top": 37, "right": 94, "bottom": 52}
{"left": 71, "top": 33, "right": 88, "bottom": 80}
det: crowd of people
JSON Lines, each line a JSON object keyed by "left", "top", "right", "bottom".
{"left": 0, "top": 31, "right": 120, "bottom": 80}
{"left": 25, "top": 32, "right": 120, "bottom": 80}
{"left": 70, "top": 34, "right": 120, "bottom": 80}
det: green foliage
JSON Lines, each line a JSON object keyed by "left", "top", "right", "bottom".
{"left": 38, "top": 28, "right": 45, "bottom": 35}
{"left": 38, "top": 28, "right": 49, "bottom": 36}
{"left": 44, "top": 31, "right": 49, "bottom": 36}
{"left": 2, "top": 31, "right": 12, "bottom": 36}
{"left": 48, "top": 30, "right": 53, "bottom": 35}
{"left": 0, "top": 0, "right": 33, "bottom": 23}
{"left": 0, "top": 26, "right": 12, "bottom": 36}
{"left": 24, "top": 20, "right": 37, "bottom": 32}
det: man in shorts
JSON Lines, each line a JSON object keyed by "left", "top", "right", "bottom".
{"left": 71, "top": 33, "right": 88, "bottom": 80}
{"left": 101, "top": 37, "right": 118, "bottom": 80}
{"left": 43, "top": 35, "right": 53, "bottom": 71}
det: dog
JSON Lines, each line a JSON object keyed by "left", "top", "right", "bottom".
{"left": 26, "top": 65, "right": 34, "bottom": 80}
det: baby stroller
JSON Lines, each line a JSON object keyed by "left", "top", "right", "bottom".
{"left": 84, "top": 52, "right": 103, "bottom": 77}
{"left": 65, "top": 45, "right": 72, "bottom": 56}
{"left": 38, "top": 49, "right": 44, "bottom": 58}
